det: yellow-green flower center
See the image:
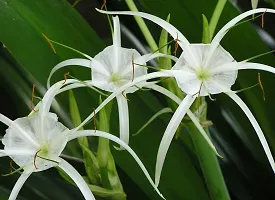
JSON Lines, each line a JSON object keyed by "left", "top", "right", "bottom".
{"left": 109, "top": 73, "right": 122, "bottom": 83}
{"left": 39, "top": 144, "right": 49, "bottom": 157}
{"left": 196, "top": 67, "right": 210, "bottom": 81}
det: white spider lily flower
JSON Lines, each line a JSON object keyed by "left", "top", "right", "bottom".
{"left": 0, "top": 80, "right": 164, "bottom": 200}
{"left": 97, "top": 8, "right": 275, "bottom": 186}
{"left": 47, "top": 16, "right": 174, "bottom": 148}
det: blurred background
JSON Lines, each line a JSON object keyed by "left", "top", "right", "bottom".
{"left": 1, "top": 0, "right": 275, "bottom": 199}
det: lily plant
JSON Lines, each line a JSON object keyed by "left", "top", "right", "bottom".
{"left": 47, "top": 16, "right": 174, "bottom": 148}
{"left": 0, "top": 79, "right": 163, "bottom": 200}
{"left": 94, "top": 8, "right": 275, "bottom": 186}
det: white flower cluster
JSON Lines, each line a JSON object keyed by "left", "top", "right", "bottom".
{"left": 1, "top": 7, "right": 275, "bottom": 200}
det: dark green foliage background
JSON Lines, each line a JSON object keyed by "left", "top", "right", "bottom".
{"left": 0, "top": 0, "right": 275, "bottom": 199}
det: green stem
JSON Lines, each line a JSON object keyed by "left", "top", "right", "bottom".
{"left": 97, "top": 96, "right": 112, "bottom": 189}
{"left": 125, "top": 0, "right": 159, "bottom": 52}
{"left": 189, "top": 97, "right": 230, "bottom": 200}
{"left": 188, "top": 122, "right": 230, "bottom": 200}
{"left": 209, "top": 0, "right": 227, "bottom": 41}
{"left": 97, "top": 97, "right": 125, "bottom": 197}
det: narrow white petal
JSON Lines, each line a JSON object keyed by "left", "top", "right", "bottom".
{"left": 47, "top": 59, "right": 91, "bottom": 88}
{"left": 0, "top": 150, "right": 6, "bottom": 157}
{"left": 72, "top": 71, "right": 173, "bottom": 132}
{"left": 116, "top": 94, "right": 130, "bottom": 147}
{"left": 2, "top": 149, "right": 34, "bottom": 156}
{"left": 155, "top": 95, "right": 195, "bottom": 186}
{"left": 9, "top": 172, "right": 31, "bottom": 200}
{"left": 68, "top": 130, "right": 164, "bottom": 199}
{"left": 212, "top": 62, "right": 275, "bottom": 75}
{"left": 58, "top": 158, "right": 96, "bottom": 200}
{"left": 238, "top": 62, "right": 275, "bottom": 74}
{"left": 113, "top": 16, "right": 121, "bottom": 48}
{"left": 112, "top": 16, "right": 121, "bottom": 73}
{"left": 227, "top": 92, "right": 275, "bottom": 173}
{"left": 121, "top": 52, "right": 178, "bottom": 76}
{"left": 186, "top": 110, "right": 218, "bottom": 153}
{"left": 58, "top": 81, "right": 93, "bottom": 94}
{"left": 41, "top": 79, "right": 79, "bottom": 116}
{"left": 212, "top": 8, "right": 275, "bottom": 44}
{"left": 146, "top": 84, "right": 218, "bottom": 153}
{"left": 96, "top": 9, "right": 189, "bottom": 48}
{"left": 0, "top": 114, "right": 13, "bottom": 126}
{"left": 39, "top": 79, "right": 78, "bottom": 141}
{"left": 145, "top": 84, "right": 181, "bottom": 104}
{"left": 206, "top": 9, "right": 275, "bottom": 70}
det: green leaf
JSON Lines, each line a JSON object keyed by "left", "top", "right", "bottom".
{"left": 80, "top": 144, "right": 101, "bottom": 185}
{"left": 0, "top": 0, "right": 104, "bottom": 85}
{"left": 202, "top": 14, "right": 210, "bottom": 44}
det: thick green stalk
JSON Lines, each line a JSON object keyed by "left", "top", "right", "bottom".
{"left": 97, "top": 96, "right": 112, "bottom": 189}
{"left": 188, "top": 100, "right": 230, "bottom": 200}
{"left": 69, "top": 90, "right": 101, "bottom": 185}
{"left": 209, "top": 0, "right": 227, "bottom": 41}
{"left": 125, "top": 0, "right": 159, "bottom": 52}
{"left": 97, "top": 97, "right": 126, "bottom": 199}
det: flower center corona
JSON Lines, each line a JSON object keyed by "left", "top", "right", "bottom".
{"left": 109, "top": 73, "right": 122, "bottom": 83}
{"left": 196, "top": 67, "right": 210, "bottom": 81}
{"left": 39, "top": 144, "right": 49, "bottom": 157}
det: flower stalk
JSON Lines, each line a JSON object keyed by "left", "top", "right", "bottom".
{"left": 125, "top": 0, "right": 159, "bottom": 52}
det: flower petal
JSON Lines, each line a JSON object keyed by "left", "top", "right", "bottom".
{"left": 212, "top": 62, "right": 275, "bottom": 75}
{"left": 0, "top": 150, "right": 6, "bottom": 157}
{"left": 238, "top": 62, "right": 275, "bottom": 74}
{"left": 96, "top": 9, "right": 189, "bottom": 48}
{"left": 206, "top": 9, "right": 275, "bottom": 72}
{"left": 72, "top": 71, "right": 173, "bottom": 132}
{"left": 121, "top": 52, "right": 178, "bottom": 76}
{"left": 39, "top": 79, "right": 78, "bottom": 141}
{"left": 68, "top": 130, "right": 164, "bottom": 199}
{"left": 58, "top": 81, "right": 94, "bottom": 94}
{"left": 47, "top": 59, "right": 91, "bottom": 88}
{"left": 212, "top": 8, "right": 275, "bottom": 44}
{"left": 112, "top": 16, "right": 121, "bottom": 73}
{"left": 0, "top": 115, "right": 39, "bottom": 148}
{"left": 113, "top": 16, "right": 121, "bottom": 48}
{"left": 145, "top": 84, "right": 218, "bottom": 154}
{"left": 116, "top": 94, "right": 130, "bottom": 148}
{"left": 58, "top": 158, "right": 96, "bottom": 200}
{"left": 1, "top": 149, "right": 34, "bottom": 156}
{"left": 227, "top": 92, "right": 275, "bottom": 173}
{"left": 0, "top": 113, "right": 13, "bottom": 126}
{"left": 155, "top": 95, "right": 195, "bottom": 186}
{"left": 92, "top": 46, "right": 141, "bottom": 92}
{"left": 9, "top": 172, "right": 32, "bottom": 200}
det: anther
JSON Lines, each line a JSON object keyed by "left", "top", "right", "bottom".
{"left": 258, "top": 72, "right": 265, "bottom": 100}
{"left": 131, "top": 54, "right": 135, "bottom": 82}
{"left": 196, "top": 83, "right": 203, "bottom": 110}
{"left": 42, "top": 33, "right": 56, "bottom": 54}
{"left": 30, "top": 84, "right": 37, "bottom": 112}
{"left": 100, "top": 0, "right": 106, "bottom": 10}
{"left": 121, "top": 91, "right": 130, "bottom": 101}
{"left": 9, "top": 160, "right": 13, "bottom": 173}
{"left": 34, "top": 149, "right": 42, "bottom": 169}
{"left": 63, "top": 72, "right": 70, "bottom": 85}
{"left": 261, "top": 11, "right": 266, "bottom": 28}
{"left": 173, "top": 33, "right": 179, "bottom": 56}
